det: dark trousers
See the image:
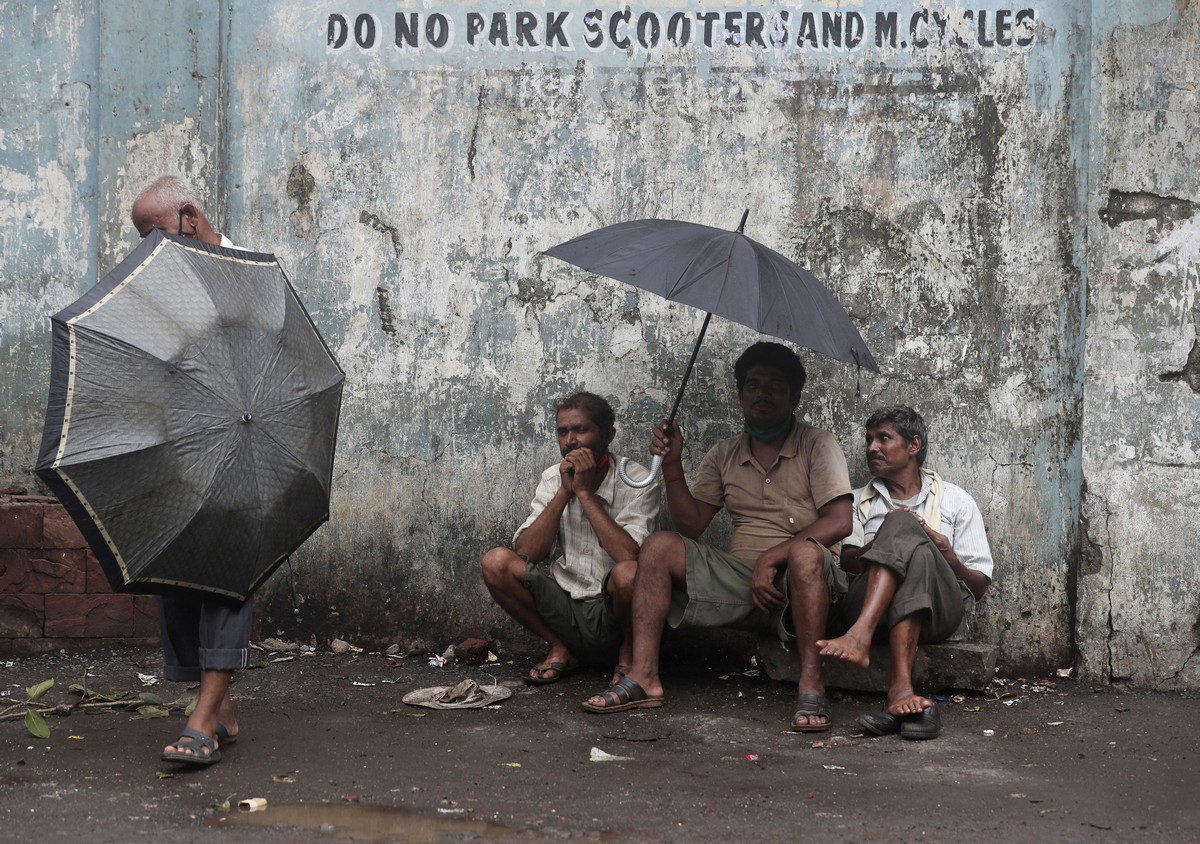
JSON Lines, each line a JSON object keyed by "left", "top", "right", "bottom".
{"left": 158, "top": 594, "right": 253, "bottom": 682}
{"left": 834, "top": 511, "right": 966, "bottom": 643}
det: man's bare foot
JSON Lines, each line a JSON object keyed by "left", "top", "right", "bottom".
{"left": 816, "top": 631, "right": 871, "bottom": 668}
{"left": 886, "top": 690, "right": 932, "bottom": 716}
{"left": 215, "top": 695, "right": 238, "bottom": 743}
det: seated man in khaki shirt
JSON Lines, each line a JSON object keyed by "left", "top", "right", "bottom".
{"left": 582, "top": 343, "right": 853, "bottom": 732}
{"left": 481, "top": 392, "right": 660, "bottom": 684}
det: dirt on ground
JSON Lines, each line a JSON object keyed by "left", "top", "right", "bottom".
{"left": 1, "top": 637, "right": 1197, "bottom": 843}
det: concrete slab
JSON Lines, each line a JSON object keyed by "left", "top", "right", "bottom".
{"left": 757, "top": 637, "right": 999, "bottom": 692}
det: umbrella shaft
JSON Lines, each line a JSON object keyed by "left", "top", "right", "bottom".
{"left": 667, "top": 312, "right": 713, "bottom": 427}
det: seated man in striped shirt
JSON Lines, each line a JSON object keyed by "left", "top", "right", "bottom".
{"left": 481, "top": 392, "right": 661, "bottom": 685}
{"left": 817, "top": 405, "right": 993, "bottom": 740}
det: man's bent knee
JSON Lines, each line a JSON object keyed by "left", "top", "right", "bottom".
{"left": 639, "top": 532, "right": 682, "bottom": 561}
{"left": 481, "top": 547, "right": 523, "bottom": 585}
{"left": 638, "top": 532, "right": 687, "bottom": 572}
{"left": 607, "top": 559, "right": 637, "bottom": 602}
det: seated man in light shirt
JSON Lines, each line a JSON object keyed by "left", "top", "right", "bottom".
{"left": 818, "top": 405, "right": 993, "bottom": 740}
{"left": 481, "top": 392, "right": 660, "bottom": 684}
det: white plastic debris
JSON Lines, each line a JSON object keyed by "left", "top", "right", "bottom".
{"left": 983, "top": 730, "right": 995, "bottom": 737}
{"left": 589, "top": 747, "right": 633, "bottom": 762}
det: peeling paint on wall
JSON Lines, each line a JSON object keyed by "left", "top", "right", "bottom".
{"left": 1080, "top": 0, "right": 1200, "bottom": 690}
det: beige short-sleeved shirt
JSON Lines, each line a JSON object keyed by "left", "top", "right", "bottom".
{"left": 690, "top": 420, "right": 852, "bottom": 566}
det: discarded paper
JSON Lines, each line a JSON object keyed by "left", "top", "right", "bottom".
{"left": 589, "top": 747, "right": 634, "bottom": 762}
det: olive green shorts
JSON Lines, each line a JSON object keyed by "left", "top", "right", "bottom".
{"left": 668, "top": 536, "right": 846, "bottom": 641}
{"left": 523, "top": 563, "right": 622, "bottom": 664}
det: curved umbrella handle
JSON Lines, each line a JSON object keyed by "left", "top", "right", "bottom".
{"left": 618, "top": 454, "right": 662, "bottom": 488}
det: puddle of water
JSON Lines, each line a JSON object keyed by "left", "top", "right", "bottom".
{"left": 219, "top": 803, "right": 522, "bottom": 843}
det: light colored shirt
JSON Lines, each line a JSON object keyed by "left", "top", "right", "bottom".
{"left": 689, "top": 420, "right": 852, "bottom": 566}
{"left": 514, "top": 457, "right": 661, "bottom": 600}
{"left": 847, "top": 473, "right": 994, "bottom": 581}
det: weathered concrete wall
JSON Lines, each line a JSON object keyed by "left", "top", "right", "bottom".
{"left": 2, "top": 2, "right": 1194, "bottom": 684}
{"left": 1078, "top": 1, "right": 1200, "bottom": 690}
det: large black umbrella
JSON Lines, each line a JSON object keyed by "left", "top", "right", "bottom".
{"left": 36, "top": 230, "right": 344, "bottom": 601}
{"left": 544, "top": 211, "right": 877, "bottom": 486}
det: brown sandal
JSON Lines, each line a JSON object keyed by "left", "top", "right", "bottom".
{"left": 524, "top": 659, "right": 579, "bottom": 685}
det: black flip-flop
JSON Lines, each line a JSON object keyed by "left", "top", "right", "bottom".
{"left": 900, "top": 704, "right": 942, "bottom": 740}
{"left": 790, "top": 693, "right": 832, "bottom": 732}
{"left": 215, "top": 721, "right": 237, "bottom": 746}
{"left": 580, "top": 676, "right": 664, "bottom": 713}
{"left": 858, "top": 710, "right": 901, "bottom": 736}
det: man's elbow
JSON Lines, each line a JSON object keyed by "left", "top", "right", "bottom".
{"left": 832, "top": 512, "right": 853, "bottom": 542}
{"left": 971, "top": 575, "right": 991, "bottom": 602}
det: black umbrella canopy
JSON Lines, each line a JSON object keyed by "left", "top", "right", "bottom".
{"left": 544, "top": 216, "right": 878, "bottom": 372}
{"left": 36, "top": 230, "right": 344, "bottom": 601}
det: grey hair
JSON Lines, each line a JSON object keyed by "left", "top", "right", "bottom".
{"left": 134, "top": 176, "right": 205, "bottom": 216}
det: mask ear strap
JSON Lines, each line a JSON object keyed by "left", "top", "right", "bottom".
{"left": 178, "top": 207, "right": 198, "bottom": 238}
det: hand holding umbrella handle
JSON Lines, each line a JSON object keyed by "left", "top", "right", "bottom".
{"left": 618, "top": 454, "right": 663, "bottom": 489}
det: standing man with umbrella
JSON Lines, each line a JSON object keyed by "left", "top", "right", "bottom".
{"left": 582, "top": 342, "right": 854, "bottom": 732}
{"left": 130, "top": 176, "right": 249, "bottom": 766}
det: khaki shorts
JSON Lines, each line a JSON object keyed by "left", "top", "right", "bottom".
{"left": 524, "top": 563, "right": 622, "bottom": 664}
{"left": 668, "top": 536, "right": 846, "bottom": 641}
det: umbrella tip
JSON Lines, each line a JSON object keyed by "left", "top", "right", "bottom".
{"left": 736, "top": 209, "right": 749, "bottom": 233}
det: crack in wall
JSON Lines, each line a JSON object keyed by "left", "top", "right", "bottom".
{"left": 358, "top": 210, "right": 402, "bottom": 258}
{"left": 1155, "top": 643, "right": 1200, "bottom": 690}
{"left": 467, "top": 84, "right": 485, "bottom": 181}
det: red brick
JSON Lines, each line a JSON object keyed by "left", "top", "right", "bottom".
{"left": 0, "top": 594, "right": 44, "bottom": 637}
{"left": 133, "top": 596, "right": 160, "bottom": 637}
{"left": 0, "top": 502, "right": 43, "bottom": 549}
{"left": 85, "top": 550, "right": 123, "bottom": 593}
{"left": 0, "top": 548, "right": 87, "bottom": 594}
{"left": 44, "top": 594, "right": 134, "bottom": 638}
{"left": 40, "top": 505, "right": 88, "bottom": 550}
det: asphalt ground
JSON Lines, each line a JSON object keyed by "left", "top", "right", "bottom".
{"left": 1, "top": 638, "right": 1197, "bottom": 843}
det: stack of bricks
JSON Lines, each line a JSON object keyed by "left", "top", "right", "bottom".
{"left": 0, "top": 486, "right": 158, "bottom": 656}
